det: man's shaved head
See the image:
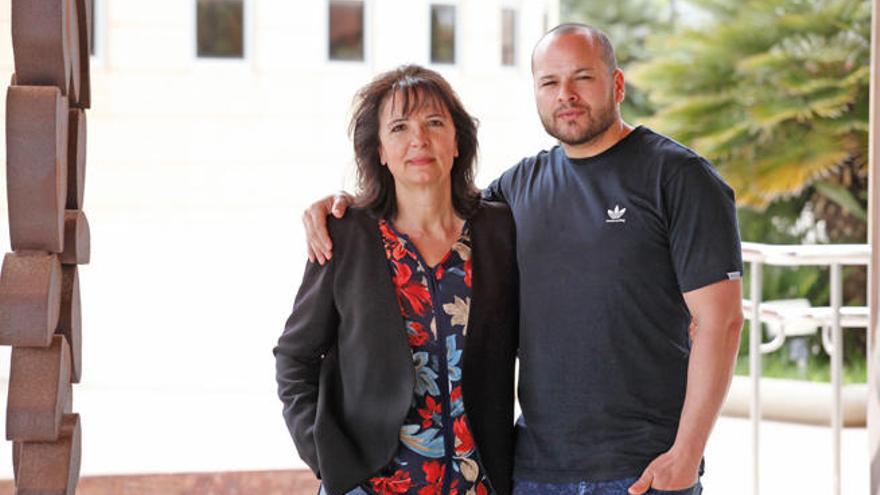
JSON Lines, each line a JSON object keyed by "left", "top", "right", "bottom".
{"left": 532, "top": 23, "right": 618, "bottom": 74}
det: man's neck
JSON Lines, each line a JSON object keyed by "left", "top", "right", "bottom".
{"left": 562, "top": 120, "right": 634, "bottom": 159}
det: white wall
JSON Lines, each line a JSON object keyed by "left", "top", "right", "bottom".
{"left": 0, "top": 0, "right": 560, "bottom": 476}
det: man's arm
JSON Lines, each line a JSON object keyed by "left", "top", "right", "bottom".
{"left": 302, "top": 192, "right": 353, "bottom": 265}
{"left": 482, "top": 176, "right": 506, "bottom": 203}
{"left": 302, "top": 162, "right": 514, "bottom": 264}
{"left": 629, "top": 278, "right": 743, "bottom": 494}
{"left": 303, "top": 177, "right": 506, "bottom": 264}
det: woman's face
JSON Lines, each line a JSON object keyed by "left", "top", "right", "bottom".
{"left": 377, "top": 91, "right": 458, "bottom": 191}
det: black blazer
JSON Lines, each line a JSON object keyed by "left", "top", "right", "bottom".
{"left": 274, "top": 202, "right": 518, "bottom": 495}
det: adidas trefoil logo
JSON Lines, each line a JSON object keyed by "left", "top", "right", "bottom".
{"left": 606, "top": 205, "right": 626, "bottom": 223}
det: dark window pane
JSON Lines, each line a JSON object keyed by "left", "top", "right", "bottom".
{"left": 431, "top": 5, "right": 455, "bottom": 64}
{"left": 328, "top": 1, "right": 364, "bottom": 61}
{"left": 197, "top": 0, "right": 244, "bottom": 58}
{"left": 502, "top": 8, "right": 516, "bottom": 66}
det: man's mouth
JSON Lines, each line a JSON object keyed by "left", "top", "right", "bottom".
{"left": 555, "top": 108, "right": 586, "bottom": 120}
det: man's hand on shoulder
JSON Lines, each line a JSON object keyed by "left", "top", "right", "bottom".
{"left": 302, "top": 192, "right": 352, "bottom": 265}
{"left": 628, "top": 446, "right": 701, "bottom": 494}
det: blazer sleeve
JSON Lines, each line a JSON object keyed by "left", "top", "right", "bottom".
{"left": 273, "top": 257, "right": 339, "bottom": 476}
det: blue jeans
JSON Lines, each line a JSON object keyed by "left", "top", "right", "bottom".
{"left": 318, "top": 485, "right": 372, "bottom": 495}
{"left": 513, "top": 477, "right": 703, "bottom": 495}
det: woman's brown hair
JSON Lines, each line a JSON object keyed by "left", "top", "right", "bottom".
{"left": 350, "top": 65, "right": 480, "bottom": 219}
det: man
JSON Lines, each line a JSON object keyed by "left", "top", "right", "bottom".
{"left": 303, "top": 24, "right": 743, "bottom": 495}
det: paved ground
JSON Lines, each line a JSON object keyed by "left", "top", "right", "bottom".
{"left": 0, "top": 381, "right": 869, "bottom": 494}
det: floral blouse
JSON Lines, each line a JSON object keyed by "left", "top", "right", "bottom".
{"left": 365, "top": 219, "right": 492, "bottom": 495}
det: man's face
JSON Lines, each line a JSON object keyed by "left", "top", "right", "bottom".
{"left": 532, "top": 33, "right": 624, "bottom": 147}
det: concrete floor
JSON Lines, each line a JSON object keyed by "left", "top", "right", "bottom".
{"left": 0, "top": 381, "right": 869, "bottom": 494}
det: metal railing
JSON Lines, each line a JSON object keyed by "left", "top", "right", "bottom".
{"left": 740, "top": 242, "right": 870, "bottom": 495}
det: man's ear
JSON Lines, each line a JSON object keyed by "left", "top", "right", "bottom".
{"left": 613, "top": 67, "right": 626, "bottom": 104}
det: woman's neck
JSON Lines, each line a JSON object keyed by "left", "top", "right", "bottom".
{"left": 392, "top": 182, "right": 462, "bottom": 238}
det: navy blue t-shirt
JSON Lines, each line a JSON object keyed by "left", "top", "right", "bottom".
{"left": 485, "top": 126, "right": 743, "bottom": 482}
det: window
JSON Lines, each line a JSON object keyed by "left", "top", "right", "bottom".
{"left": 501, "top": 8, "right": 516, "bottom": 66}
{"left": 430, "top": 5, "right": 456, "bottom": 64}
{"left": 196, "top": 0, "right": 244, "bottom": 59}
{"left": 328, "top": 0, "right": 364, "bottom": 61}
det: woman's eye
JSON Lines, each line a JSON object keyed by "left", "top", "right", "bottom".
{"left": 428, "top": 119, "right": 444, "bottom": 127}
{"left": 390, "top": 124, "right": 405, "bottom": 133}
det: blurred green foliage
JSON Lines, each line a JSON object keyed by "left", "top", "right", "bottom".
{"left": 561, "top": 0, "right": 871, "bottom": 383}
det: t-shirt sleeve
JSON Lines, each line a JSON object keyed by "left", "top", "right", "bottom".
{"left": 663, "top": 157, "right": 743, "bottom": 293}
{"left": 483, "top": 175, "right": 507, "bottom": 202}
{"left": 484, "top": 155, "right": 535, "bottom": 203}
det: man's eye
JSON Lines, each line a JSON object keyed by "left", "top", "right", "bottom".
{"left": 541, "top": 81, "right": 557, "bottom": 87}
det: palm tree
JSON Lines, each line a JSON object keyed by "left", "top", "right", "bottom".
{"left": 629, "top": 0, "right": 870, "bottom": 241}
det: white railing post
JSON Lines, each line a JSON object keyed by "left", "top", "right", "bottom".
{"left": 830, "top": 262, "right": 843, "bottom": 495}
{"left": 750, "top": 259, "right": 763, "bottom": 495}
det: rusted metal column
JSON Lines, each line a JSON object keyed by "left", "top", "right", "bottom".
{"left": 869, "top": 0, "right": 880, "bottom": 494}
{"left": 3, "top": 0, "right": 91, "bottom": 493}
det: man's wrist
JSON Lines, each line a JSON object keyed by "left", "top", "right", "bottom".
{"left": 668, "top": 440, "right": 704, "bottom": 466}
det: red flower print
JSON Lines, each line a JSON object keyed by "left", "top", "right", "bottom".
{"left": 463, "top": 258, "right": 472, "bottom": 287}
{"left": 453, "top": 417, "right": 474, "bottom": 456}
{"left": 418, "top": 461, "right": 445, "bottom": 495}
{"left": 449, "top": 478, "right": 459, "bottom": 495}
{"left": 450, "top": 386, "right": 462, "bottom": 403}
{"left": 379, "top": 221, "right": 415, "bottom": 261}
{"left": 392, "top": 262, "right": 431, "bottom": 316}
{"left": 369, "top": 470, "right": 412, "bottom": 495}
{"left": 407, "top": 321, "right": 430, "bottom": 347}
{"left": 392, "top": 242, "right": 409, "bottom": 261}
{"left": 475, "top": 482, "right": 488, "bottom": 495}
{"left": 418, "top": 395, "right": 442, "bottom": 429}
{"left": 379, "top": 221, "right": 396, "bottom": 241}
{"left": 435, "top": 264, "right": 445, "bottom": 280}
{"left": 391, "top": 261, "right": 412, "bottom": 288}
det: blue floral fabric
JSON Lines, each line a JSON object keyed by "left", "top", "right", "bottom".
{"left": 362, "top": 219, "right": 490, "bottom": 495}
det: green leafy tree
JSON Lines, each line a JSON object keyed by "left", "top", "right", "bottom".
{"left": 629, "top": 0, "right": 870, "bottom": 242}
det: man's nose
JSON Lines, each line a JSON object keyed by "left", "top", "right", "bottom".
{"left": 557, "top": 80, "right": 578, "bottom": 103}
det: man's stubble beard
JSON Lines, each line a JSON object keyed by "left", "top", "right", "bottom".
{"left": 540, "top": 92, "right": 618, "bottom": 148}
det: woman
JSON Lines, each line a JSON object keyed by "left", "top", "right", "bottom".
{"left": 274, "top": 65, "right": 518, "bottom": 495}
